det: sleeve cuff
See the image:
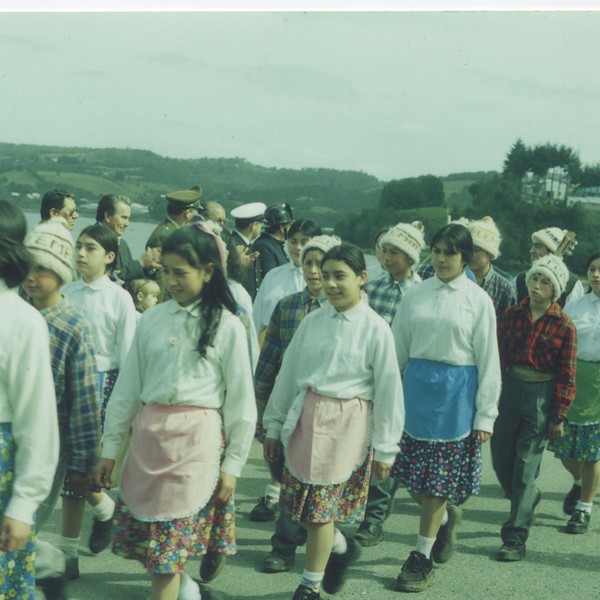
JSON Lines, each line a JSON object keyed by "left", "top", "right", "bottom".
{"left": 265, "top": 428, "right": 281, "bottom": 441}
{"left": 4, "top": 498, "right": 38, "bottom": 526}
{"left": 473, "top": 415, "right": 495, "bottom": 433}
{"left": 220, "top": 457, "right": 243, "bottom": 478}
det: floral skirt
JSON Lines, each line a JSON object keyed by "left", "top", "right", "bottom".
{"left": 392, "top": 433, "right": 482, "bottom": 503}
{"left": 0, "top": 423, "right": 36, "bottom": 598}
{"left": 99, "top": 368, "right": 119, "bottom": 434}
{"left": 112, "top": 493, "right": 236, "bottom": 574}
{"left": 553, "top": 422, "right": 600, "bottom": 462}
{"left": 280, "top": 450, "right": 373, "bottom": 524}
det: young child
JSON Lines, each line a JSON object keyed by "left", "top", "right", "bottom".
{"left": 493, "top": 254, "right": 577, "bottom": 561}
{"left": 0, "top": 199, "right": 59, "bottom": 598}
{"left": 95, "top": 222, "right": 257, "bottom": 600}
{"left": 126, "top": 278, "right": 161, "bottom": 317}
{"left": 23, "top": 217, "right": 100, "bottom": 582}
{"left": 62, "top": 223, "right": 137, "bottom": 555}
{"left": 263, "top": 243, "right": 404, "bottom": 600}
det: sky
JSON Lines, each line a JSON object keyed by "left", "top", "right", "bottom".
{"left": 0, "top": 7, "right": 599, "bottom": 182}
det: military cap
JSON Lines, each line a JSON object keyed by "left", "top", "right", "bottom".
{"left": 230, "top": 202, "right": 267, "bottom": 221}
{"left": 166, "top": 185, "right": 203, "bottom": 210}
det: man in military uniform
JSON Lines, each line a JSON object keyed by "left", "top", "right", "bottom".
{"left": 253, "top": 203, "right": 293, "bottom": 280}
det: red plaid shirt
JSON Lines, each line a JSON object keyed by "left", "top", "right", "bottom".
{"left": 497, "top": 298, "right": 577, "bottom": 416}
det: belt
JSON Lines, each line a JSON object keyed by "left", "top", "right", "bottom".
{"left": 509, "top": 365, "right": 554, "bottom": 383}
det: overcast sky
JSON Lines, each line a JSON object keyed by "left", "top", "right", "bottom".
{"left": 0, "top": 10, "right": 598, "bottom": 181}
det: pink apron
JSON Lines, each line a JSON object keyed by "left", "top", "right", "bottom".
{"left": 285, "top": 389, "right": 371, "bottom": 485}
{"left": 120, "top": 404, "right": 221, "bottom": 521}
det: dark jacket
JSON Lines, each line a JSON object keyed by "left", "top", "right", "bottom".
{"left": 253, "top": 233, "right": 288, "bottom": 281}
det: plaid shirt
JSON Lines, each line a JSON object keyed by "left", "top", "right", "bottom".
{"left": 480, "top": 266, "right": 517, "bottom": 319}
{"left": 497, "top": 298, "right": 577, "bottom": 416}
{"left": 41, "top": 298, "right": 100, "bottom": 472}
{"left": 255, "top": 288, "right": 326, "bottom": 422}
{"left": 366, "top": 271, "right": 421, "bottom": 325}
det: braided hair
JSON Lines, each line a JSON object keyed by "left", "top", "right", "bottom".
{"left": 0, "top": 198, "right": 32, "bottom": 288}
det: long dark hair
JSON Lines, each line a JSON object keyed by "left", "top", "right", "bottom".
{"left": 430, "top": 223, "right": 474, "bottom": 264}
{"left": 162, "top": 225, "right": 237, "bottom": 358}
{"left": 288, "top": 219, "right": 322, "bottom": 238}
{"left": 322, "top": 243, "right": 367, "bottom": 278}
{"left": 77, "top": 224, "right": 119, "bottom": 273}
{"left": 0, "top": 199, "right": 31, "bottom": 287}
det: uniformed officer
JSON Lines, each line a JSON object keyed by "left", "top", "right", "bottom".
{"left": 253, "top": 203, "right": 294, "bottom": 280}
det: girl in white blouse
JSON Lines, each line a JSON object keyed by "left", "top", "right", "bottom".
{"left": 96, "top": 222, "right": 256, "bottom": 600}
{"left": 264, "top": 244, "right": 404, "bottom": 600}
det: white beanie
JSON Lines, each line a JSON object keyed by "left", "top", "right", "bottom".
{"left": 24, "top": 217, "right": 74, "bottom": 284}
{"left": 526, "top": 254, "right": 569, "bottom": 301}
{"left": 468, "top": 216, "right": 502, "bottom": 259}
{"left": 379, "top": 221, "right": 426, "bottom": 265}
{"left": 531, "top": 227, "right": 577, "bottom": 257}
{"left": 300, "top": 234, "right": 342, "bottom": 265}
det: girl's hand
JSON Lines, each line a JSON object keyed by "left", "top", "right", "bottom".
{"left": 95, "top": 458, "right": 116, "bottom": 490}
{"left": 65, "top": 470, "right": 94, "bottom": 496}
{"left": 1, "top": 517, "right": 31, "bottom": 552}
{"left": 373, "top": 461, "right": 393, "bottom": 480}
{"left": 215, "top": 471, "right": 237, "bottom": 502}
{"left": 473, "top": 430, "right": 492, "bottom": 444}
{"left": 548, "top": 421, "right": 564, "bottom": 442}
{"left": 263, "top": 437, "right": 281, "bottom": 463}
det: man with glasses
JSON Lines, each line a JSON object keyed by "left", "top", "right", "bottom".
{"left": 40, "top": 189, "right": 79, "bottom": 231}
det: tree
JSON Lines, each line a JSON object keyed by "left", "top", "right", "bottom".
{"left": 503, "top": 139, "right": 530, "bottom": 179}
{"left": 380, "top": 175, "right": 444, "bottom": 210}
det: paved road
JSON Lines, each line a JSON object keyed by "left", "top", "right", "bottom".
{"left": 38, "top": 442, "right": 600, "bottom": 599}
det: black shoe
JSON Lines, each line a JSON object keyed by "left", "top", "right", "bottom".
{"left": 292, "top": 585, "right": 320, "bottom": 599}
{"left": 88, "top": 517, "right": 113, "bottom": 554}
{"left": 37, "top": 572, "right": 69, "bottom": 600}
{"left": 566, "top": 509, "right": 590, "bottom": 534}
{"left": 200, "top": 550, "right": 227, "bottom": 582}
{"left": 65, "top": 556, "right": 79, "bottom": 581}
{"left": 432, "top": 504, "right": 462, "bottom": 564}
{"left": 395, "top": 551, "right": 435, "bottom": 593}
{"left": 249, "top": 496, "right": 279, "bottom": 522}
{"left": 496, "top": 542, "right": 526, "bottom": 562}
{"left": 322, "top": 533, "right": 361, "bottom": 595}
{"left": 563, "top": 484, "right": 581, "bottom": 515}
{"left": 354, "top": 521, "right": 384, "bottom": 547}
{"left": 195, "top": 580, "right": 226, "bottom": 600}
{"left": 262, "top": 549, "right": 295, "bottom": 573}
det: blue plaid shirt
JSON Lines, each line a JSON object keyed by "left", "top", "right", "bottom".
{"left": 480, "top": 265, "right": 517, "bottom": 319}
{"left": 365, "top": 271, "right": 422, "bottom": 325}
{"left": 41, "top": 298, "right": 100, "bottom": 473}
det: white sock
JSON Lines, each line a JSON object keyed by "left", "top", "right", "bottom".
{"left": 178, "top": 573, "right": 201, "bottom": 600}
{"left": 440, "top": 510, "right": 449, "bottom": 526}
{"left": 92, "top": 493, "right": 115, "bottom": 522}
{"left": 331, "top": 528, "right": 348, "bottom": 555}
{"left": 573, "top": 479, "right": 582, "bottom": 487}
{"left": 415, "top": 534, "right": 436, "bottom": 559}
{"left": 301, "top": 569, "right": 324, "bottom": 592}
{"left": 58, "top": 535, "right": 80, "bottom": 559}
{"left": 575, "top": 501, "right": 593, "bottom": 514}
{"left": 265, "top": 484, "right": 281, "bottom": 501}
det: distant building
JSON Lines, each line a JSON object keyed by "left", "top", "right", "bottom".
{"left": 567, "top": 195, "right": 600, "bottom": 211}
{"left": 522, "top": 166, "right": 570, "bottom": 203}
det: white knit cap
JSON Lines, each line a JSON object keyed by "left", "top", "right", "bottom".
{"left": 24, "top": 217, "right": 74, "bottom": 284}
{"left": 531, "top": 227, "right": 577, "bottom": 257}
{"left": 379, "top": 221, "right": 425, "bottom": 265}
{"left": 468, "top": 216, "right": 502, "bottom": 259}
{"left": 526, "top": 254, "right": 569, "bottom": 301}
{"left": 300, "top": 235, "right": 342, "bottom": 265}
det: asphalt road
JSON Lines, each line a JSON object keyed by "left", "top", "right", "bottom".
{"left": 38, "top": 441, "right": 600, "bottom": 599}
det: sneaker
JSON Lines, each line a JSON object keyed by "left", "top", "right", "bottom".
{"left": 262, "top": 549, "right": 295, "bottom": 573}
{"left": 322, "top": 533, "right": 361, "bottom": 594}
{"left": 354, "top": 521, "right": 384, "bottom": 547}
{"left": 249, "top": 496, "right": 279, "bottom": 522}
{"left": 566, "top": 509, "right": 590, "bottom": 534}
{"left": 292, "top": 585, "right": 320, "bottom": 599}
{"left": 432, "top": 504, "right": 462, "bottom": 563}
{"left": 496, "top": 541, "right": 526, "bottom": 562}
{"left": 563, "top": 484, "right": 581, "bottom": 515}
{"left": 65, "top": 556, "right": 79, "bottom": 581}
{"left": 200, "top": 550, "right": 227, "bottom": 582}
{"left": 88, "top": 517, "right": 113, "bottom": 554}
{"left": 36, "top": 572, "right": 69, "bottom": 600}
{"left": 395, "top": 551, "right": 435, "bottom": 593}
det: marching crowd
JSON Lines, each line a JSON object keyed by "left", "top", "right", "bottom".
{"left": 0, "top": 185, "right": 598, "bottom": 600}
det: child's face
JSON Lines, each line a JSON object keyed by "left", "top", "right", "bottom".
{"left": 76, "top": 234, "right": 115, "bottom": 282}
{"left": 431, "top": 241, "right": 465, "bottom": 283}
{"left": 381, "top": 243, "right": 412, "bottom": 281}
{"left": 138, "top": 283, "right": 160, "bottom": 310}
{"left": 588, "top": 258, "right": 600, "bottom": 298}
{"left": 23, "top": 266, "right": 62, "bottom": 305}
{"left": 527, "top": 272, "right": 554, "bottom": 306}
{"left": 162, "top": 252, "right": 213, "bottom": 307}
{"left": 302, "top": 250, "right": 325, "bottom": 296}
{"left": 287, "top": 232, "right": 311, "bottom": 267}
{"left": 322, "top": 258, "right": 366, "bottom": 312}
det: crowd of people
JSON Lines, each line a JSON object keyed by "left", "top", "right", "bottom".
{"left": 0, "top": 186, "right": 598, "bottom": 600}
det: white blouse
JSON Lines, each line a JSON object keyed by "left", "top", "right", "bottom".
{"left": 264, "top": 301, "right": 405, "bottom": 465}
{"left": 102, "top": 299, "right": 257, "bottom": 478}
{"left": 391, "top": 273, "right": 501, "bottom": 433}
{"left": 62, "top": 275, "right": 137, "bottom": 372}
{"left": 564, "top": 292, "right": 600, "bottom": 362}
{"left": 0, "top": 281, "right": 59, "bottom": 525}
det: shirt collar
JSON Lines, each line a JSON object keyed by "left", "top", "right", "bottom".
{"left": 234, "top": 230, "right": 251, "bottom": 245}
{"left": 302, "top": 287, "right": 327, "bottom": 306}
{"left": 590, "top": 291, "right": 600, "bottom": 303}
{"left": 480, "top": 265, "right": 495, "bottom": 285}
{"left": 81, "top": 274, "right": 112, "bottom": 290}
{"left": 167, "top": 216, "right": 180, "bottom": 228}
{"left": 167, "top": 298, "right": 203, "bottom": 316}
{"left": 325, "top": 299, "right": 365, "bottom": 321}
{"left": 517, "top": 297, "right": 563, "bottom": 318}
{"left": 40, "top": 296, "right": 69, "bottom": 317}
{"left": 431, "top": 271, "right": 469, "bottom": 290}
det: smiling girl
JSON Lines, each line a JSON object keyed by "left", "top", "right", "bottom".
{"left": 95, "top": 223, "right": 256, "bottom": 600}
{"left": 263, "top": 243, "right": 404, "bottom": 600}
